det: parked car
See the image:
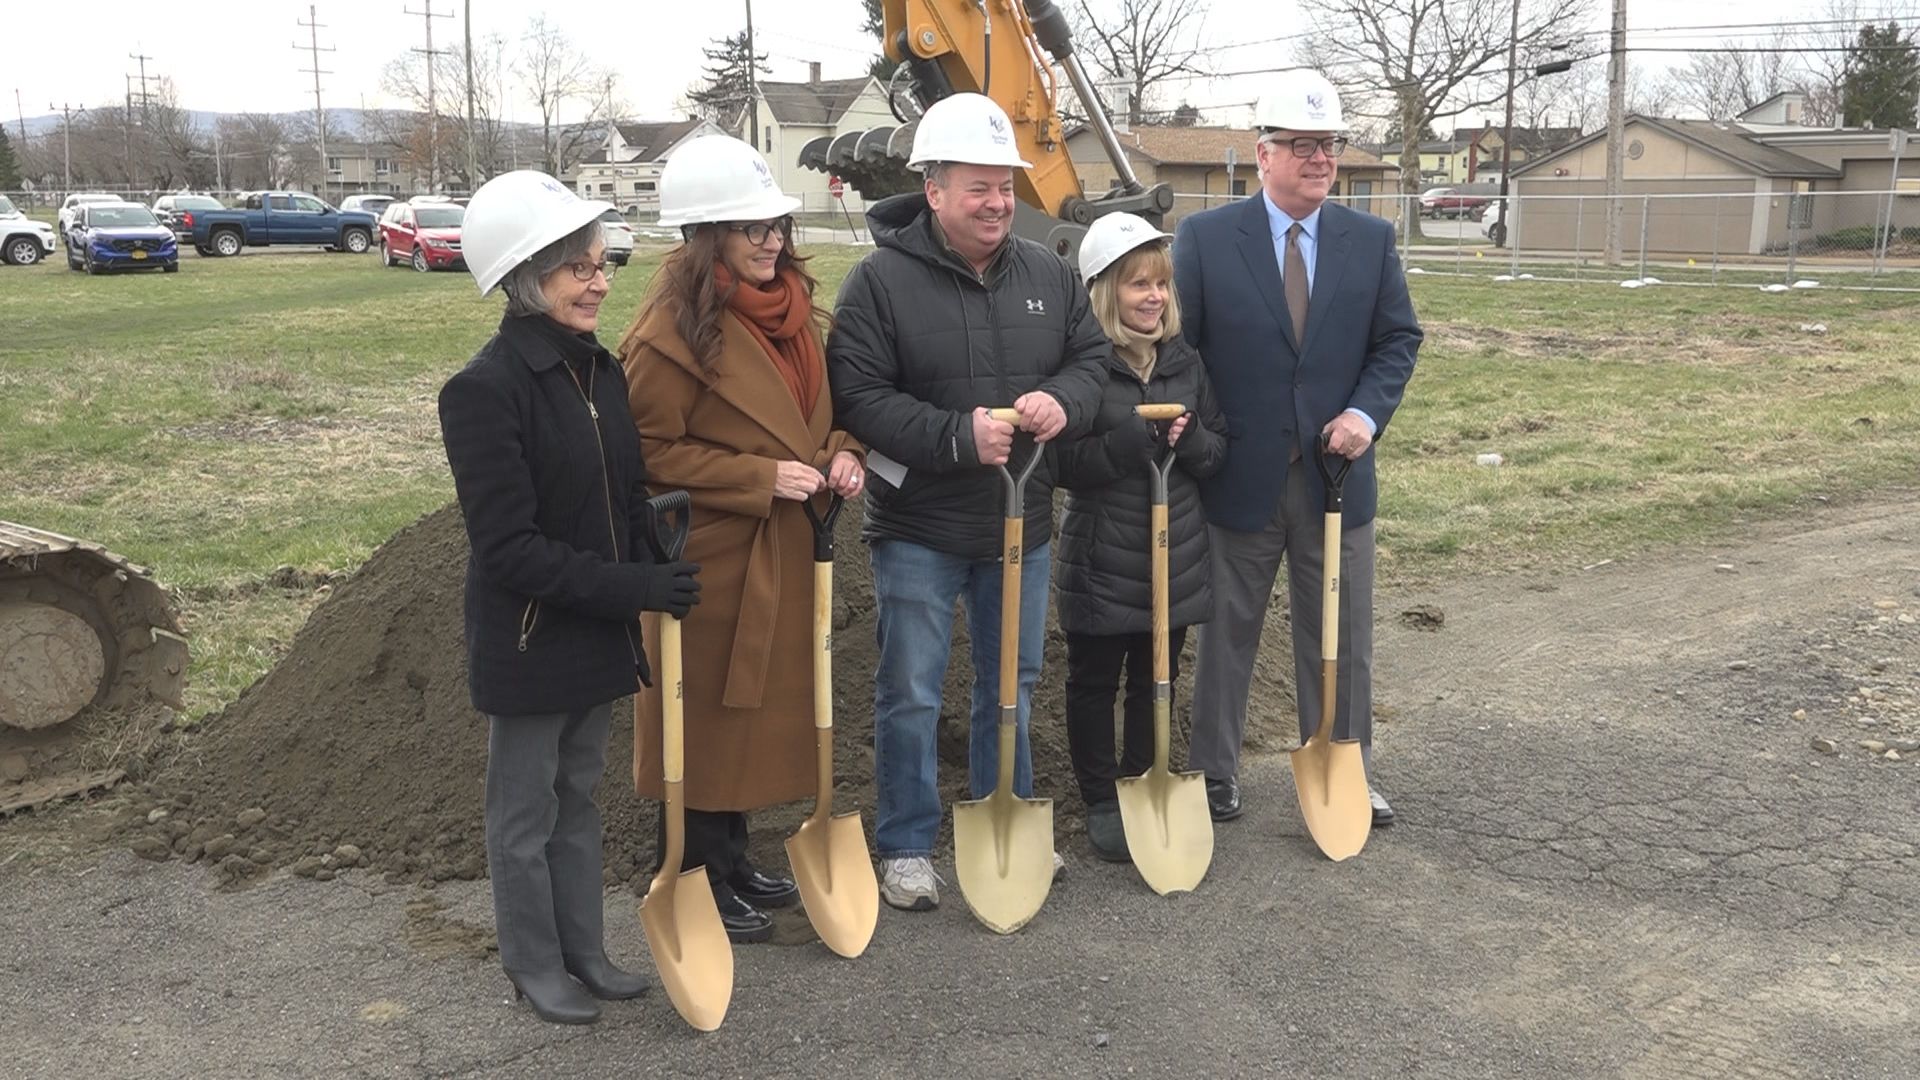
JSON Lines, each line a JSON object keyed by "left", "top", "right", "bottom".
{"left": 599, "top": 209, "right": 634, "bottom": 266}
{"left": 379, "top": 200, "right": 466, "bottom": 272}
{"left": 58, "top": 192, "right": 124, "bottom": 235}
{"left": 1, "top": 195, "right": 59, "bottom": 266}
{"left": 340, "top": 194, "right": 396, "bottom": 219}
{"left": 151, "top": 193, "right": 225, "bottom": 243}
{"left": 1420, "top": 183, "right": 1497, "bottom": 219}
{"left": 1479, "top": 198, "right": 1519, "bottom": 247}
{"left": 190, "top": 191, "right": 378, "bottom": 257}
{"left": 64, "top": 203, "right": 179, "bottom": 274}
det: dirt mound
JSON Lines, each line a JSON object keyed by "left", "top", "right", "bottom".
{"left": 115, "top": 502, "right": 1291, "bottom": 887}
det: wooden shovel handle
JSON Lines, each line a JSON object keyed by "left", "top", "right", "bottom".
{"left": 985, "top": 407, "right": 1021, "bottom": 426}
{"left": 1313, "top": 512, "right": 1341, "bottom": 747}
{"left": 1135, "top": 403, "right": 1185, "bottom": 421}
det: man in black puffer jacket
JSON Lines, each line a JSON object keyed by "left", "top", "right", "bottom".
{"left": 827, "top": 93, "right": 1108, "bottom": 912}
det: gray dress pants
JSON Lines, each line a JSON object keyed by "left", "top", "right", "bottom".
{"left": 1188, "top": 464, "right": 1376, "bottom": 783}
{"left": 484, "top": 702, "right": 612, "bottom": 974}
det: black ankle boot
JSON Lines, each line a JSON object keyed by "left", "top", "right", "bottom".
{"left": 563, "top": 953, "right": 651, "bottom": 1001}
{"left": 713, "top": 885, "right": 775, "bottom": 944}
{"left": 506, "top": 969, "right": 601, "bottom": 1025}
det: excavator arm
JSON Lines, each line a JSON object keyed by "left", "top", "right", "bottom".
{"left": 798, "top": 0, "right": 1173, "bottom": 261}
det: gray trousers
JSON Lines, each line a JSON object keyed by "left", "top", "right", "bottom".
{"left": 1188, "top": 465, "right": 1375, "bottom": 783}
{"left": 484, "top": 702, "right": 611, "bottom": 974}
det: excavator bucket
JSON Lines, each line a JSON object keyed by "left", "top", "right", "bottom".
{"left": 0, "top": 523, "right": 188, "bottom": 815}
{"left": 797, "top": 125, "right": 919, "bottom": 204}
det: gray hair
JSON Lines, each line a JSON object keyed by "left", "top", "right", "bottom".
{"left": 923, "top": 161, "right": 954, "bottom": 189}
{"left": 499, "top": 219, "right": 605, "bottom": 318}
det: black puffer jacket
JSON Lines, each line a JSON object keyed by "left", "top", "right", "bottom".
{"left": 1053, "top": 337, "right": 1228, "bottom": 636}
{"left": 827, "top": 193, "right": 1111, "bottom": 558}
{"left": 438, "top": 315, "right": 683, "bottom": 716}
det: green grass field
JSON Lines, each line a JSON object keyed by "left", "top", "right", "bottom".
{"left": 3, "top": 245, "right": 1916, "bottom": 718}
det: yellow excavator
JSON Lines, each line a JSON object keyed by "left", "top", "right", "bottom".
{"left": 799, "top": 0, "right": 1174, "bottom": 262}
{"left": 0, "top": 523, "right": 188, "bottom": 814}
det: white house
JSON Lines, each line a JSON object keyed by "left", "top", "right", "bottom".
{"left": 745, "top": 67, "right": 893, "bottom": 212}
{"left": 571, "top": 118, "right": 722, "bottom": 215}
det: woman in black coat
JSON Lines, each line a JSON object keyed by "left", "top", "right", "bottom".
{"left": 437, "top": 171, "right": 701, "bottom": 1025}
{"left": 1053, "top": 214, "right": 1227, "bottom": 863}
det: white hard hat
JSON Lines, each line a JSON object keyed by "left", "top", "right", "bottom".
{"left": 907, "top": 93, "right": 1033, "bottom": 170}
{"left": 1077, "top": 212, "right": 1172, "bottom": 284}
{"left": 657, "top": 135, "right": 801, "bottom": 228}
{"left": 463, "top": 170, "right": 615, "bottom": 296}
{"left": 1253, "top": 69, "right": 1347, "bottom": 132}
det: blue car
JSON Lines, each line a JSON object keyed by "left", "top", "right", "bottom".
{"left": 65, "top": 203, "right": 179, "bottom": 274}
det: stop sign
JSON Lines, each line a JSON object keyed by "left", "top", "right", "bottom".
{"left": 829, "top": 176, "right": 846, "bottom": 200}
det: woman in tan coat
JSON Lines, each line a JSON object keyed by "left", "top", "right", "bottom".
{"left": 619, "top": 136, "right": 863, "bottom": 943}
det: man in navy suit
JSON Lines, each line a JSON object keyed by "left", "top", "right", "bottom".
{"left": 1172, "top": 69, "right": 1422, "bottom": 826}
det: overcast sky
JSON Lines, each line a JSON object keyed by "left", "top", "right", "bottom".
{"left": 8, "top": 0, "right": 1903, "bottom": 130}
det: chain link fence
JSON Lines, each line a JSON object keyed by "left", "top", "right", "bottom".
{"left": 1169, "top": 189, "right": 1920, "bottom": 291}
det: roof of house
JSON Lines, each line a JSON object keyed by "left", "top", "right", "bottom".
{"left": 1514, "top": 115, "right": 1842, "bottom": 179}
{"left": 613, "top": 119, "right": 706, "bottom": 160}
{"left": 1076, "top": 125, "right": 1388, "bottom": 170}
{"left": 757, "top": 77, "right": 875, "bottom": 126}
{"left": 1471, "top": 125, "right": 1582, "bottom": 153}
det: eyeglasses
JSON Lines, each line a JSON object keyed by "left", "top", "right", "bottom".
{"left": 1267, "top": 135, "right": 1349, "bottom": 160}
{"left": 565, "top": 259, "right": 616, "bottom": 283}
{"left": 725, "top": 217, "right": 794, "bottom": 246}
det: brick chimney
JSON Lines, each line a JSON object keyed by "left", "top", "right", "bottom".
{"left": 809, "top": 61, "right": 822, "bottom": 85}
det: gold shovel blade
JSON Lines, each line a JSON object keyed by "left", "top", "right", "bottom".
{"left": 1289, "top": 738, "right": 1372, "bottom": 862}
{"left": 785, "top": 811, "right": 879, "bottom": 959}
{"left": 1116, "top": 766, "right": 1214, "bottom": 895}
{"left": 952, "top": 789, "right": 1054, "bottom": 934}
{"left": 639, "top": 866, "right": 735, "bottom": 1031}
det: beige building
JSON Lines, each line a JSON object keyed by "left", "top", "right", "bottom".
{"left": 747, "top": 68, "right": 892, "bottom": 213}
{"left": 322, "top": 141, "right": 424, "bottom": 196}
{"left": 1512, "top": 95, "right": 1918, "bottom": 255}
{"left": 571, "top": 119, "right": 723, "bottom": 215}
{"left": 1066, "top": 125, "right": 1396, "bottom": 228}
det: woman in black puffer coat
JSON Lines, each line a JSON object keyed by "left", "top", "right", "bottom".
{"left": 1052, "top": 214, "right": 1227, "bottom": 863}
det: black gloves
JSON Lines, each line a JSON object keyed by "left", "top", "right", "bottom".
{"left": 640, "top": 559, "right": 702, "bottom": 619}
{"left": 1103, "top": 412, "right": 1156, "bottom": 467}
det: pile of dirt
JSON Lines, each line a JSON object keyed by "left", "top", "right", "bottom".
{"left": 112, "top": 501, "right": 1291, "bottom": 888}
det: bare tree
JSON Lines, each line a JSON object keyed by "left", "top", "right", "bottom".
{"left": 216, "top": 113, "right": 298, "bottom": 191}
{"left": 1296, "top": 0, "right": 1593, "bottom": 231}
{"left": 1069, "top": 0, "right": 1210, "bottom": 126}
{"left": 518, "top": 15, "right": 592, "bottom": 176}
{"left": 379, "top": 41, "right": 511, "bottom": 190}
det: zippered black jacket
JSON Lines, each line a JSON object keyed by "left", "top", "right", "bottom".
{"left": 438, "top": 314, "right": 665, "bottom": 716}
{"left": 826, "top": 193, "right": 1111, "bottom": 558}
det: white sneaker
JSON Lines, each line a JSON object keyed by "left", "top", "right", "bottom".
{"left": 879, "top": 856, "right": 942, "bottom": 911}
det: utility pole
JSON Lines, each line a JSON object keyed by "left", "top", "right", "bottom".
{"left": 745, "top": 0, "right": 759, "bottom": 147}
{"left": 1603, "top": 0, "right": 1626, "bottom": 266}
{"left": 214, "top": 125, "right": 225, "bottom": 191}
{"left": 406, "top": 0, "right": 453, "bottom": 192}
{"left": 464, "top": 0, "right": 478, "bottom": 191}
{"left": 16, "top": 88, "right": 29, "bottom": 145}
{"left": 52, "top": 103, "right": 84, "bottom": 192}
{"left": 294, "top": 6, "right": 336, "bottom": 199}
{"left": 128, "top": 48, "right": 155, "bottom": 124}
{"left": 1497, "top": 0, "right": 1521, "bottom": 242}
{"left": 123, "top": 76, "right": 135, "bottom": 183}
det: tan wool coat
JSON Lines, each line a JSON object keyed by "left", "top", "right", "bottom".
{"left": 622, "top": 301, "right": 861, "bottom": 811}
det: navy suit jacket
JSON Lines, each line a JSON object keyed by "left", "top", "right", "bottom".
{"left": 1174, "top": 196, "right": 1421, "bottom": 530}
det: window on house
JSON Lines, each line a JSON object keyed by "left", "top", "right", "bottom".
{"left": 1353, "top": 180, "right": 1373, "bottom": 197}
{"left": 374, "top": 158, "right": 391, "bottom": 174}
{"left": 326, "top": 156, "right": 342, "bottom": 171}
{"left": 764, "top": 129, "right": 773, "bottom": 153}
{"left": 1231, "top": 179, "right": 1247, "bottom": 196}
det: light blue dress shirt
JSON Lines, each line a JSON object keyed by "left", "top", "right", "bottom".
{"left": 1262, "top": 191, "right": 1375, "bottom": 436}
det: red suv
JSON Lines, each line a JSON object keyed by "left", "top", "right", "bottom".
{"left": 379, "top": 200, "right": 466, "bottom": 272}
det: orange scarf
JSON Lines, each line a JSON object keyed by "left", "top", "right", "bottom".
{"left": 716, "top": 263, "right": 823, "bottom": 414}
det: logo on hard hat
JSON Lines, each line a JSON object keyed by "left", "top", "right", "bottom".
{"left": 1306, "top": 92, "right": 1325, "bottom": 111}
{"left": 987, "top": 114, "right": 1009, "bottom": 144}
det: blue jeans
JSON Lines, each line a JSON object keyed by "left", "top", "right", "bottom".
{"left": 868, "top": 538, "right": 1050, "bottom": 858}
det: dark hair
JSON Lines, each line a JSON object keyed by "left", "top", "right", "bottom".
{"left": 621, "top": 223, "right": 829, "bottom": 375}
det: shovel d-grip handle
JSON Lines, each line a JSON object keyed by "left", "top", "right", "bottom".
{"left": 984, "top": 407, "right": 1044, "bottom": 517}
{"left": 643, "top": 490, "right": 691, "bottom": 563}
{"left": 1314, "top": 432, "right": 1355, "bottom": 514}
{"left": 802, "top": 490, "right": 844, "bottom": 563}
{"left": 1137, "top": 402, "right": 1187, "bottom": 498}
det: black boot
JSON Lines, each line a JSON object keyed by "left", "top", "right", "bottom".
{"left": 506, "top": 969, "right": 601, "bottom": 1025}
{"left": 713, "top": 883, "right": 775, "bottom": 944}
{"left": 1085, "top": 801, "right": 1130, "bottom": 863}
{"left": 730, "top": 865, "right": 800, "bottom": 909}
{"left": 563, "top": 952, "right": 651, "bottom": 1001}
